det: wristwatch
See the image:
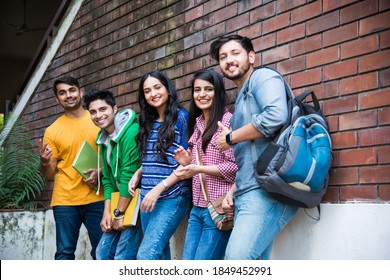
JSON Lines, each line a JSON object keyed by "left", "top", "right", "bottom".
{"left": 113, "top": 208, "right": 125, "bottom": 218}
{"left": 226, "top": 131, "right": 235, "bottom": 146}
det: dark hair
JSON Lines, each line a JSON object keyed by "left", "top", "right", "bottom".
{"left": 83, "top": 89, "right": 116, "bottom": 110}
{"left": 137, "top": 70, "right": 183, "bottom": 161}
{"left": 188, "top": 69, "right": 228, "bottom": 152}
{"left": 52, "top": 76, "right": 80, "bottom": 95}
{"left": 209, "top": 34, "right": 254, "bottom": 61}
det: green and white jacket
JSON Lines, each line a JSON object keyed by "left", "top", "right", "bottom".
{"left": 96, "top": 109, "right": 141, "bottom": 200}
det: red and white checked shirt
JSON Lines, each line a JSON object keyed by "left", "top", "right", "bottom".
{"left": 188, "top": 111, "right": 238, "bottom": 207}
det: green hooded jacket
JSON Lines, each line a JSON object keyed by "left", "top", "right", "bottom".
{"left": 96, "top": 109, "right": 141, "bottom": 200}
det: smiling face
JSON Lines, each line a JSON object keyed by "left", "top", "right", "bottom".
{"left": 54, "top": 82, "right": 83, "bottom": 111}
{"left": 193, "top": 78, "right": 215, "bottom": 116}
{"left": 87, "top": 99, "right": 117, "bottom": 134}
{"left": 218, "top": 40, "right": 255, "bottom": 83}
{"left": 143, "top": 76, "right": 169, "bottom": 115}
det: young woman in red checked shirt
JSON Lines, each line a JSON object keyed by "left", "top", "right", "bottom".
{"left": 174, "top": 69, "right": 238, "bottom": 260}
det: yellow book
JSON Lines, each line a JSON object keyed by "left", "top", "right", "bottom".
{"left": 72, "top": 140, "right": 101, "bottom": 179}
{"left": 110, "top": 188, "right": 140, "bottom": 227}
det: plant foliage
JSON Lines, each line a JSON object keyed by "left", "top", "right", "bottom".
{"left": 0, "top": 114, "right": 4, "bottom": 130}
{"left": 0, "top": 115, "right": 45, "bottom": 210}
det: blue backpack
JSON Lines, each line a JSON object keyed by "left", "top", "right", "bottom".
{"left": 246, "top": 67, "right": 333, "bottom": 211}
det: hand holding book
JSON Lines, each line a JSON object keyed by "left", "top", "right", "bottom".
{"left": 83, "top": 168, "right": 101, "bottom": 189}
{"left": 110, "top": 188, "right": 141, "bottom": 227}
{"left": 72, "top": 141, "right": 102, "bottom": 190}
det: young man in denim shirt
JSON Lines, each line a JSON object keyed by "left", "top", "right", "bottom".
{"left": 210, "top": 35, "right": 298, "bottom": 260}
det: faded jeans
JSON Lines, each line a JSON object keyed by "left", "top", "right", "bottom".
{"left": 96, "top": 217, "right": 142, "bottom": 260}
{"left": 182, "top": 206, "right": 231, "bottom": 260}
{"left": 225, "top": 188, "right": 298, "bottom": 260}
{"left": 137, "top": 192, "right": 191, "bottom": 260}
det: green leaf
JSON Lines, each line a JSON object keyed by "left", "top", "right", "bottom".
{"left": 0, "top": 115, "right": 45, "bottom": 210}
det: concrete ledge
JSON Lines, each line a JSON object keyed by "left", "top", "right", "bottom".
{"left": 1, "top": 203, "right": 389, "bottom": 260}
{"left": 0, "top": 210, "right": 45, "bottom": 259}
{"left": 272, "top": 203, "right": 390, "bottom": 259}
{"left": 0, "top": 209, "right": 188, "bottom": 260}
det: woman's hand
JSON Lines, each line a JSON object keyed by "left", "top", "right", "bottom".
{"left": 173, "top": 164, "right": 198, "bottom": 180}
{"left": 140, "top": 184, "right": 164, "bottom": 213}
{"left": 174, "top": 146, "right": 192, "bottom": 166}
{"left": 128, "top": 168, "right": 142, "bottom": 196}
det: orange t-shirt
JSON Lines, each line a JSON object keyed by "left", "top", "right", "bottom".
{"left": 44, "top": 111, "right": 104, "bottom": 206}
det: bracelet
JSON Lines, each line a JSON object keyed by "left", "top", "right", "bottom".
{"left": 40, "top": 160, "right": 50, "bottom": 166}
{"left": 114, "top": 215, "right": 124, "bottom": 220}
{"left": 162, "top": 180, "right": 169, "bottom": 191}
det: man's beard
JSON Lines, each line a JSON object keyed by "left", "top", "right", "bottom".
{"left": 63, "top": 99, "right": 81, "bottom": 110}
{"left": 224, "top": 62, "right": 251, "bottom": 81}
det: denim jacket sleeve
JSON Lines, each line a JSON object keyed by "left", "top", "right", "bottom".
{"left": 248, "top": 68, "right": 288, "bottom": 138}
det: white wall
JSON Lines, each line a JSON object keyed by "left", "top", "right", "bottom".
{"left": 1, "top": 203, "right": 389, "bottom": 260}
{"left": 272, "top": 203, "right": 390, "bottom": 259}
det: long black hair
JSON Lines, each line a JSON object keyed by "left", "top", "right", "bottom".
{"left": 137, "top": 70, "right": 183, "bottom": 161}
{"left": 188, "top": 69, "right": 228, "bottom": 152}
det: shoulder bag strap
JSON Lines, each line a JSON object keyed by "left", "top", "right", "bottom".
{"left": 194, "top": 130, "right": 209, "bottom": 202}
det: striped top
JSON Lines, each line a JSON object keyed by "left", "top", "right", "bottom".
{"left": 140, "top": 108, "right": 191, "bottom": 199}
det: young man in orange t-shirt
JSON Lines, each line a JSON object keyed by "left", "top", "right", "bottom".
{"left": 39, "top": 76, "right": 104, "bottom": 260}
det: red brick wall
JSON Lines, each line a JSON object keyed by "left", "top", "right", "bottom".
{"left": 23, "top": 0, "right": 390, "bottom": 207}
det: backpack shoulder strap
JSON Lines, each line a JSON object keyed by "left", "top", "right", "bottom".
{"left": 243, "top": 66, "right": 295, "bottom": 102}
{"left": 243, "top": 66, "right": 292, "bottom": 163}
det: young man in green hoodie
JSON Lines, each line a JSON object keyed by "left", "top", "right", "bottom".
{"left": 83, "top": 89, "right": 142, "bottom": 259}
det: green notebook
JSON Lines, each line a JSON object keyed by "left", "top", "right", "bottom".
{"left": 72, "top": 140, "right": 101, "bottom": 180}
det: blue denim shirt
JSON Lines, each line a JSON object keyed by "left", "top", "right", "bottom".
{"left": 230, "top": 67, "right": 288, "bottom": 197}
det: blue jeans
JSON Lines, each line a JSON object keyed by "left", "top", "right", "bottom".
{"left": 225, "top": 188, "right": 298, "bottom": 260}
{"left": 182, "top": 206, "right": 231, "bottom": 260}
{"left": 96, "top": 217, "right": 142, "bottom": 260}
{"left": 137, "top": 192, "right": 191, "bottom": 260}
{"left": 53, "top": 201, "right": 104, "bottom": 260}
